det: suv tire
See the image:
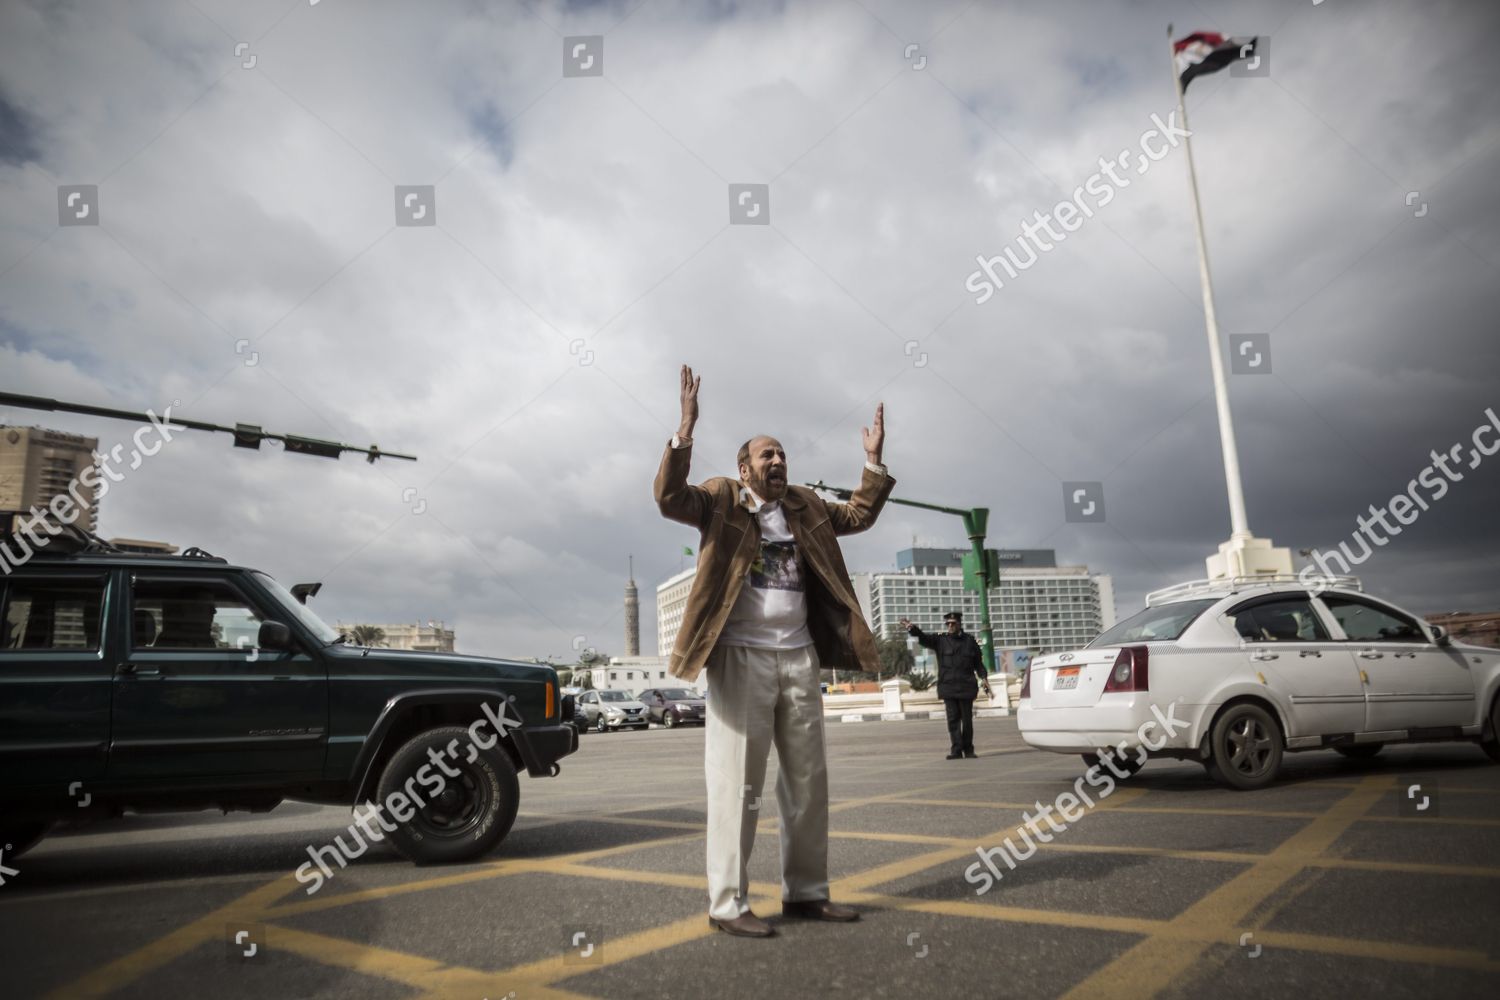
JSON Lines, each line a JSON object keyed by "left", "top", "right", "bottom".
{"left": 1207, "top": 702, "right": 1283, "bottom": 790}
{"left": 374, "top": 725, "right": 519, "bottom": 864}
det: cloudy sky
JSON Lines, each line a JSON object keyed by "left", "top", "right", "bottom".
{"left": 2, "top": 0, "right": 1497, "bottom": 661}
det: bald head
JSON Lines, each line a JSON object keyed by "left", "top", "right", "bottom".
{"left": 738, "top": 435, "right": 788, "bottom": 501}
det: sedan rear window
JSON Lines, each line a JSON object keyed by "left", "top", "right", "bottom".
{"left": 1088, "top": 598, "right": 1218, "bottom": 647}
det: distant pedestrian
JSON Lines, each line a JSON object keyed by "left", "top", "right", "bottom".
{"left": 899, "top": 612, "right": 990, "bottom": 759}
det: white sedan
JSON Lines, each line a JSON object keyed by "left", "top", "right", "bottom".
{"left": 1017, "top": 577, "right": 1500, "bottom": 789}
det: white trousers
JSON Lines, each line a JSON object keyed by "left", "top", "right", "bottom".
{"left": 704, "top": 642, "right": 830, "bottom": 920}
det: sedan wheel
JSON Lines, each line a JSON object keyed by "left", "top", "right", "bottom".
{"left": 664, "top": 712, "right": 676, "bottom": 729}
{"left": 596, "top": 716, "right": 608, "bottom": 734}
{"left": 1208, "top": 703, "right": 1283, "bottom": 790}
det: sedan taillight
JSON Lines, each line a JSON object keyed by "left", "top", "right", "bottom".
{"left": 1102, "top": 646, "right": 1149, "bottom": 693}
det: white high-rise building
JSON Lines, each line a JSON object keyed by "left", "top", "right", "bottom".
{"left": 656, "top": 566, "right": 696, "bottom": 658}
{"left": 854, "top": 548, "right": 1115, "bottom": 657}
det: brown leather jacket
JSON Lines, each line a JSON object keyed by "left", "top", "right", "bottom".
{"left": 654, "top": 440, "right": 896, "bottom": 682}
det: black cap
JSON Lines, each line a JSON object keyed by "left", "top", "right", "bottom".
{"left": 943, "top": 611, "right": 963, "bottom": 623}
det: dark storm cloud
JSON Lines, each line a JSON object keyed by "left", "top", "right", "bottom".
{"left": 0, "top": 0, "right": 1497, "bottom": 660}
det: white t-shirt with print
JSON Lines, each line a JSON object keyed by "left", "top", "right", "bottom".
{"left": 718, "top": 492, "right": 812, "bottom": 650}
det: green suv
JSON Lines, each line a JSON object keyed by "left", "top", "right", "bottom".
{"left": 0, "top": 541, "right": 577, "bottom": 866}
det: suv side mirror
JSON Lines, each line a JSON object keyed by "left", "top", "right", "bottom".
{"left": 1430, "top": 624, "right": 1451, "bottom": 646}
{"left": 258, "top": 620, "right": 294, "bottom": 651}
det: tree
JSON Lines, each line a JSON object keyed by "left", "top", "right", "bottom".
{"left": 347, "top": 624, "right": 387, "bottom": 648}
{"left": 875, "top": 635, "right": 914, "bottom": 678}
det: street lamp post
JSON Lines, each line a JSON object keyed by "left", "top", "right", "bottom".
{"left": 807, "top": 481, "right": 998, "bottom": 675}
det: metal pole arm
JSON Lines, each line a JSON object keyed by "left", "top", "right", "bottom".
{"left": 1, "top": 391, "right": 416, "bottom": 462}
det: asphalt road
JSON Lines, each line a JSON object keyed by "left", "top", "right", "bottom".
{"left": 2, "top": 716, "right": 1498, "bottom": 999}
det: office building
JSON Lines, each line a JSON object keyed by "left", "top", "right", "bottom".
{"left": 0, "top": 426, "right": 101, "bottom": 530}
{"left": 854, "top": 548, "right": 1115, "bottom": 658}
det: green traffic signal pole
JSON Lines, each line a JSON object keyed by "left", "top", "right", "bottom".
{"left": 807, "top": 481, "right": 996, "bottom": 675}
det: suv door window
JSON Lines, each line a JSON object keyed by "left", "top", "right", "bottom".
{"left": 0, "top": 573, "right": 112, "bottom": 783}
{"left": 1229, "top": 597, "right": 1329, "bottom": 642}
{"left": 132, "top": 579, "right": 266, "bottom": 651}
{"left": 1322, "top": 596, "right": 1426, "bottom": 643}
{"left": 2, "top": 576, "right": 106, "bottom": 650}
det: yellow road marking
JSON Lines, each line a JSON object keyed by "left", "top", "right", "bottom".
{"left": 45, "top": 874, "right": 299, "bottom": 1000}
{"left": 1058, "top": 775, "right": 1392, "bottom": 1000}
{"left": 49, "top": 754, "right": 1497, "bottom": 1000}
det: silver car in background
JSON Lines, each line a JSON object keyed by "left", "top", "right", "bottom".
{"left": 576, "top": 689, "right": 650, "bottom": 733}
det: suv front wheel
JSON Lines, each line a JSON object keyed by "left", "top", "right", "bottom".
{"left": 374, "top": 725, "right": 519, "bottom": 864}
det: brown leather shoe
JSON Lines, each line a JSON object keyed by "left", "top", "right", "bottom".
{"left": 708, "top": 911, "right": 775, "bottom": 938}
{"left": 782, "top": 899, "right": 860, "bottom": 922}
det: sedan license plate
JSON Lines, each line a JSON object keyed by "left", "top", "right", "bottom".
{"left": 1054, "top": 666, "right": 1081, "bottom": 690}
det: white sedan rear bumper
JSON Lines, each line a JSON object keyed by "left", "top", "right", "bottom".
{"left": 1017, "top": 697, "right": 1205, "bottom": 754}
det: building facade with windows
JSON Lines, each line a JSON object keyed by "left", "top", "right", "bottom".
{"left": 586, "top": 655, "right": 706, "bottom": 695}
{"left": 336, "top": 621, "right": 456, "bottom": 652}
{"left": 655, "top": 567, "right": 696, "bottom": 658}
{"left": 0, "top": 426, "right": 101, "bottom": 531}
{"left": 853, "top": 548, "right": 1115, "bottom": 658}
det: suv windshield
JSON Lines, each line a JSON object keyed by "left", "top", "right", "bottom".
{"left": 599, "top": 690, "right": 632, "bottom": 702}
{"left": 253, "top": 572, "right": 341, "bottom": 644}
{"left": 661, "top": 688, "right": 697, "bottom": 700}
{"left": 1088, "top": 598, "right": 1218, "bottom": 647}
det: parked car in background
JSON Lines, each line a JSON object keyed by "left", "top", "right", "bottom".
{"left": 639, "top": 687, "right": 706, "bottom": 727}
{"left": 575, "top": 689, "right": 649, "bottom": 733}
{"left": 1017, "top": 576, "right": 1500, "bottom": 790}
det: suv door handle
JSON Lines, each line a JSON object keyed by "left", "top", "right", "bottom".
{"left": 1357, "top": 649, "right": 1383, "bottom": 660}
{"left": 1250, "top": 651, "right": 1279, "bottom": 661}
{"left": 1299, "top": 650, "right": 1322, "bottom": 658}
{"left": 119, "top": 664, "right": 162, "bottom": 677}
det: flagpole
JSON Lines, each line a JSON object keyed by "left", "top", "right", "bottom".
{"left": 1167, "top": 24, "right": 1253, "bottom": 564}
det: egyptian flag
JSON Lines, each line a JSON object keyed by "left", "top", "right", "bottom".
{"left": 1174, "top": 32, "right": 1257, "bottom": 90}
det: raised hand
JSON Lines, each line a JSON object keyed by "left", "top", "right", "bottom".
{"left": 678, "top": 364, "right": 701, "bottom": 440}
{"left": 862, "top": 402, "right": 885, "bottom": 466}
{"left": 898, "top": 617, "right": 912, "bottom": 631}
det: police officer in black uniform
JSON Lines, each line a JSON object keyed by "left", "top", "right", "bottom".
{"left": 900, "top": 612, "right": 991, "bottom": 759}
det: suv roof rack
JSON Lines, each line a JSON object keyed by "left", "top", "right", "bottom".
{"left": 1145, "top": 574, "right": 1363, "bottom": 607}
{"left": 2, "top": 509, "right": 122, "bottom": 557}
{"left": 2, "top": 510, "right": 226, "bottom": 563}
